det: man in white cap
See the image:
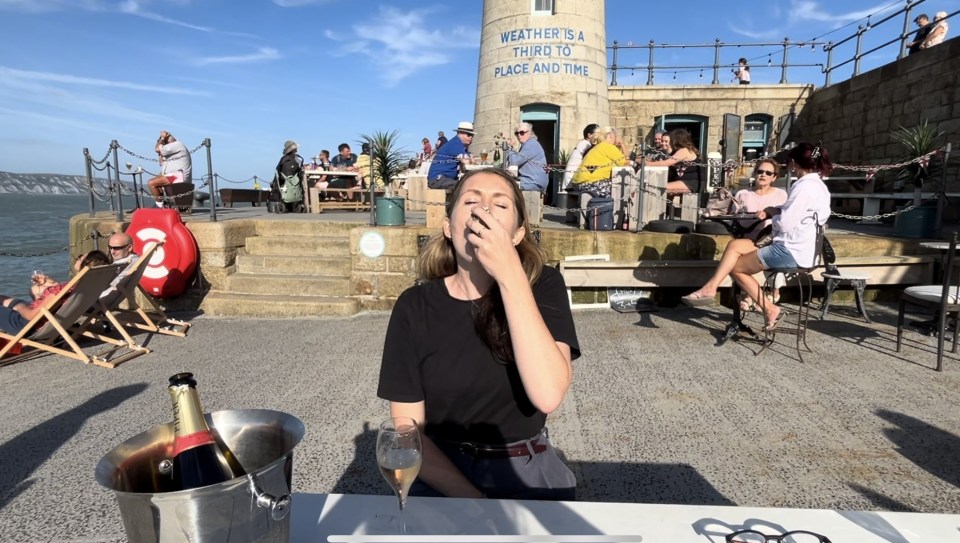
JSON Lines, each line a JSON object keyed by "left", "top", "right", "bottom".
{"left": 146, "top": 129, "right": 193, "bottom": 207}
{"left": 427, "top": 121, "right": 474, "bottom": 189}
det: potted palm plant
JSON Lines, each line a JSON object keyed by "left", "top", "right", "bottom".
{"left": 361, "top": 130, "right": 409, "bottom": 226}
{"left": 891, "top": 120, "right": 945, "bottom": 238}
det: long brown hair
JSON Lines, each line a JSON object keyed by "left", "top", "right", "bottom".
{"left": 669, "top": 128, "right": 699, "bottom": 157}
{"left": 416, "top": 168, "right": 545, "bottom": 363}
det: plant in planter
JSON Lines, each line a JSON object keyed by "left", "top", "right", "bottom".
{"left": 361, "top": 130, "right": 408, "bottom": 225}
{"left": 890, "top": 120, "right": 946, "bottom": 238}
{"left": 892, "top": 120, "right": 945, "bottom": 203}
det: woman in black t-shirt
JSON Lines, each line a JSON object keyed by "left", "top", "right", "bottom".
{"left": 378, "top": 168, "right": 581, "bottom": 500}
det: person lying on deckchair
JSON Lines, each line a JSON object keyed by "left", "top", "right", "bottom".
{"left": 0, "top": 251, "right": 111, "bottom": 335}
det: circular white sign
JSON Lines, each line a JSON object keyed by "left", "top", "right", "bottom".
{"left": 359, "top": 231, "right": 386, "bottom": 259}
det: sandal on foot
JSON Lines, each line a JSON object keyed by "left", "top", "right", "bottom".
{"left": 764, "top": 314, "right": 784, "bottom": 331}
{"left": 739, "top": 298, "right": 756, "bottom": 312}
{"left": 682, "top": 293, "right": 716, "bottom": 307}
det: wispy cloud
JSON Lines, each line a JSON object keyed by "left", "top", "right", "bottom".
{"left": 729, "top": 24, "right": 782, "bottom": 40}
{"left": 0, "top": 66, "right": 210, "bottom": 96}
{"left": 789, "top": 0, "right": 899, "bottom": 26}
{"left": 326, "top": 6, "right": 479, "bottom": 86}
{"left": 191, "top": 47, "right": 281, "bottom": 66}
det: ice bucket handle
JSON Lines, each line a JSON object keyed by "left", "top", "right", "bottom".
{"left": 248, "top": 475, "right": 291, "bottom": 521}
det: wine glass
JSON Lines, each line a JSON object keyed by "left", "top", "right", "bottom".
{"left": 376, "top": 417, "right": 422, "bottom": 533}
{"left": 480, "top": 149, "right": 489, "bottom": 164}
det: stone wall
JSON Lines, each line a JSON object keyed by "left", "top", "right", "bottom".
{"left": 792, "top": 36, "right": 959, "bottom": 194}
{"left": 607, "top": 84, "right": 813, "bottom": 153}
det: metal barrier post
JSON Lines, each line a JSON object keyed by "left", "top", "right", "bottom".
{"left": 899, "top": 0, "right": 915, "bottom": 59}
{"left": 935, "top": 142, "right": 952, "bottom": 238}
{"left": 780, "top": 37, "right": 790, "bottom": 84}
{"left": 111, "top": 140, "right": 123, "bottom": 222}
{"left": 83, "top": 148, "right": 95, "bottom": 217}
{"left": 206, "top": 138, "right": 217, "bottom": 222}
{"left": 854, "top": 25, "right": 866, "bottom": 77}
{"left": 824, "top": 42, "right": 834, "bottom": 87}
{"left": 610, "top": 40, "right": 618, "bottom": 86}
{"left": 646, "top": 40, "right": 655, "bottom": 86}
{"left": 711, "top": 38, "right": 721, "bottom": 84}
{"left": 368, "top": 142, "right": 376, "bottom": 226}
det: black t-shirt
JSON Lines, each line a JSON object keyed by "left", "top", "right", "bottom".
{"left": 910, "top": 24, "right": 933, "bottom": 54}
{"left": 377, "top": 266, "right": 580, "bottom": 444}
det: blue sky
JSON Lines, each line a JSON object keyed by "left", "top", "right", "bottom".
{"left": 0, "top": 0, "right": 950, "bottom": 185}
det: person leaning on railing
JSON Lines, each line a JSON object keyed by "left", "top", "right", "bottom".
{"left": 921, "top": 11, "right": 949, "bottom": 49}
{"left": 569, "top": 126, "right": 627, "bottom": 197}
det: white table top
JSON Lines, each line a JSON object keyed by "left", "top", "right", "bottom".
{"left": 919, "top": 241, "right": 953, "bottom": 251}
{"left": 293, "top": 493, "right": 960, "bottom": 542}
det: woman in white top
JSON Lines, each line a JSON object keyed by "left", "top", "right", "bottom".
{"left": 922, "top": 12, "right": 949, "bottom": 48}
{"left": 682, "top": 142, "right": 832, "bottom": 330}
{"left": 563, "top": 123, "right": 599, "bottom": 189}
{"left": 733, "top": 57, "right": 751, "bottom": 85}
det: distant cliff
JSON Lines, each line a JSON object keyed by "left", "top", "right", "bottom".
{"left": 0, "top": 171, "right": 132, "bottom": 195}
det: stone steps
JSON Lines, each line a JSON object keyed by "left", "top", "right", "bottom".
{"left": 199, "top": 291, "right": 360, "bottom": 317}
{"left": 208, "top": 225, "right": 362, "bottom": 317}
{"left": 235, "top": 253, "right": 353, "bottom": 276}
{"left": 225, "top": 272, "right": 350, "bottom": 297}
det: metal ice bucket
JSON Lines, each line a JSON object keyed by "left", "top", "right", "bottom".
{"left": 96, "top": 409, "right": 305, "bottom": 543}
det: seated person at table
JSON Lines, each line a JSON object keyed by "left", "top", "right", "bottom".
{"left": 562, "top": 123, "right": 599, "bottom": 189}
{"left": 427, "top": 121, "right": 474, "bottom": 189}
{"left": 0, "top": 251, "right": 111, "bottom": 335}
{"left": 504, "top": 122, "right": 549, "bottom": 192}
{"left": 354, "top": 142, "right": 383, "bottom": 190}
{"left": 645, "top": 128, "right": 701, "bottom": 196}
{"left": 570, "top": 126, "right": 627, "bottom": 197}
{"left": 681, "top": 142, "right": 832, "bottom": 330}
{"left": 378, "top": 169, "right": 580, "bottom": 500}
{"left": 734, "top": 159, "right": 788, "bottom": 310}
{"left": 328, "top": 143, "right": 359, "bottom": 188}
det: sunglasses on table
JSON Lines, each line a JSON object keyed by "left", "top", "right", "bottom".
{"left": 755, "top": 169, "right": 776, "bottom": 176}
{"left": 726, "top": 529, "right": 831, "bottom": 543}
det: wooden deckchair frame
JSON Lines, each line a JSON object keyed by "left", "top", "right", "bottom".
{"left": 0, "top": 263, "right": 150, "bottom": 369}
{"left": 96, "top": 240, "right": 191, "bottom": 338}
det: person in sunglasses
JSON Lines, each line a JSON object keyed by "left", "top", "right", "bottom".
{"left": 733, "top": 158, "right": 788, "bottom": 311}
{"left": 504, "top": 122, "right": 549, "bottom": 192}
{"left": 682, "top": 142, "right": 832, "bottom": 331}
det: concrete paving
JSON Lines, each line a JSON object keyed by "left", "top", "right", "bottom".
{"left": 1, "top": 301, "right": 959, "bottom": 542}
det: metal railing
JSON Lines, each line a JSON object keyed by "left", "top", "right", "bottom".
{"left": 608, "top": 0, "right": 956, "bottom": 88}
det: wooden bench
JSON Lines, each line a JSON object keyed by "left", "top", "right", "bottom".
{"left": 559, "top": 255, "right": 938, "bottom": 308}
{"left": 830, "top": 192, "right": 958, "bottom": 224}
{"left": 308, "top": 187, "right": 384, "bottom": 213}
{"left": 219, "top": 188, "right": 269, "bottom": 207}
{"left": 423, "top": 188, "right": 544, "bottom": 229}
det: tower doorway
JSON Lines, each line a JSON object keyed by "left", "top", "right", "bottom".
{"left": 521, "top": 103, "right": 560, "bottom": 205}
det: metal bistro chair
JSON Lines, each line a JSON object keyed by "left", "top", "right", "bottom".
{"left": 896, "top": 232, "right": 960, "bottom": 372}
{"left": 756, "top": 215, "right": 829, "bottom": 363}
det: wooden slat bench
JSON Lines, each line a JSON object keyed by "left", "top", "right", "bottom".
{"left": 219, "top": 188, "right": 269, "bottom": 207}
{"left": 559, "top": 255, "right": 938, "bottom": 308}
{"left": 308, "top": 187, "right": 384, "bottom": 213}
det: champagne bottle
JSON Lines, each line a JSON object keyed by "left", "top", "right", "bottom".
{"left": 493, "top": 146, "right": 501, "bottom": 166}
{"left": 168, "top": 372, "right": 245, "bottom": 490}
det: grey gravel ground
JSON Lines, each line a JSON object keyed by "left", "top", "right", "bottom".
{"left": 1, "top": 301, "right": 959, "bottom": 542}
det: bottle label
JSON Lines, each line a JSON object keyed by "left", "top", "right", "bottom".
{"left": 173, "top": 429, "right": 217, "bottom": 457}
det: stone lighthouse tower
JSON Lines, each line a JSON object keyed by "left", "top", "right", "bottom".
{"left": 473, "top": 0, "right": 609, "bottom": 170}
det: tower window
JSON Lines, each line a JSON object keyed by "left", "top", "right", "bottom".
{"left": 533, "top": 0, "right": 555, "bottom": 15}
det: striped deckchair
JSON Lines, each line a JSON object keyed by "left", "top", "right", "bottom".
{"left": 0, "top": 263, "right": 150, "bottom": 368}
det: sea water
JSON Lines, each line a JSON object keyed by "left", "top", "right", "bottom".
{"left": 0, "top": 194, "right": 97, "bottom": 300}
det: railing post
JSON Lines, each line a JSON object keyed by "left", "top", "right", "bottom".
{"left": 610, "top": 40, "right": 618, "bottom": 86}
{"left": 83, "top": 148, "right": 95, "bottom": 217}
{"left": 935, "top": 142, "right": 951, "bottom": 238}
{"left": 824, "top": 42, "right": 834, "bottom": 87}
{"left": 368, "top": 140, "right": 376, "bottom": 226}
{"left": 646, "top": 40, "right": 655, "bottom": 86}
{"left": 206, "top": 138, "right": 217, "bottom": 222}
{"left": 780, "top": 37, "right": 789, "bottom": 84}
{"left": 853, "top": 25, "right": 865, "bottom": 77}
{"left": 111, "top": 140, "right": 123, "bottom": 222}
{"left": 899, "top": 0, "right": 915, "bottom": 59}
{"left": 712, "top": 38, "right": 721, "bottom": 84}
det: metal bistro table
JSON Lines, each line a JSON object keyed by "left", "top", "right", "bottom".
{"left": 702, "top": 214, "right": 765, "bottom": 347}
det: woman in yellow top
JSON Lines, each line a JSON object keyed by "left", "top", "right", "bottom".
{"left": 570, "top": 126, "right": 627, "bottom": 197}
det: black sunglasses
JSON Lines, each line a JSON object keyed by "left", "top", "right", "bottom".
{"left": 109, "top": 244, "right": 131, "bottom": 250}
{"left": 755, "top": 169, "right": 776, "bottom": 176}
{"left": 514, "top": 131, "right": 528, "bottom": 136}
{"left": 726, "top": 529, "right": 831, "bottom": 543}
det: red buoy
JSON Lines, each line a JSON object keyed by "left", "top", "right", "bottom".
{"left": 126, "top": 209, "right": 198, "bottom": 298}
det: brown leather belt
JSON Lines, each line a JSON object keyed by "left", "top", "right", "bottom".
{"left": 439, "top": 432, "right": 549, "bottom": 458}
